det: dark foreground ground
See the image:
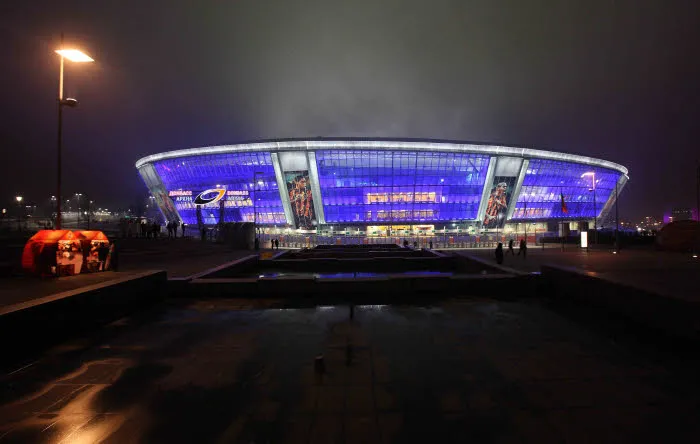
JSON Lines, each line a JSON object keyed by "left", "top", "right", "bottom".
{"left": 1, "top": 298, "right": 699, "bottom": 443}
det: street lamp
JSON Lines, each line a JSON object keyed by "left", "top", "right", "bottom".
{"left": 74, "top": 193, "right": 83, "bottom": 228}
{"left": 15, "top": 195, "right": 23, "bottom": 231}
{"left": 88, "top": 200, "right": 93, "bottom": 229}
{"left": 581, "top": 172, "right": 597, "bottom": 245}
{"left": 253, "top": 171, "right": 264, "bottom": 237}
{"left": 54, "top": 36, "right": 94, "bottom": 230}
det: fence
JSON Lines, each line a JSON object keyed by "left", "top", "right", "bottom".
{"left": 254, "top": 233, "right": 548, "bottom": 249}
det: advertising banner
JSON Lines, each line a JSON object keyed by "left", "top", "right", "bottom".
{"left": 285, "top": 170, "right": 316, "bottom": 229}
{"left": 483, "top": 175, "right": 518, "bottom": 229}
{"left": 152, "top": 186, "right": 180, "bottom": 222}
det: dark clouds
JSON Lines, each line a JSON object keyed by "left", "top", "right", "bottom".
{"left": 1, "top": 0, "right": 698, "bottom": 218}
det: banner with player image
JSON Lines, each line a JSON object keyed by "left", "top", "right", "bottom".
{"left": 483, "top": 176, "right": 518, "bottom": 229}
{"left": 285, "top": 170, "right": 316, "bottom": 229}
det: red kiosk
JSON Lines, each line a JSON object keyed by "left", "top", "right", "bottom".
{"left": 21, "top": 230, "right": 111, "bottom": 276}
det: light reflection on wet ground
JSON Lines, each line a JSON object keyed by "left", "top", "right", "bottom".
{"left": 1, "top": 299, "right": 699, "bottom": 443}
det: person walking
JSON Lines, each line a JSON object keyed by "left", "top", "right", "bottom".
{"left": 98, "top": 243, "right": 109, "bottom": 271}
{"left": 508, "top": 238, "right": 515, "bottom": 255}
{"left": 518, "top": 238, "right": 527, "bottom": 259}
{"left": 152, "top": 221, "right": 159, "bottom": 239}
{"left": 181, "top": 222, "right": 187, "bottom": 238}
{"left": 275, "top": 239, "right": 279, "bottom": 249}
{"left": 429, "top": 240, "right": 433, "bottom": 249}
{"left": 495, "top": 242, "right": 504, "bottom": 264}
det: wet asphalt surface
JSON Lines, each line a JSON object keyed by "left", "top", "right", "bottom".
{"left": 1, "top": 298, "right": 699, "bottom": 443}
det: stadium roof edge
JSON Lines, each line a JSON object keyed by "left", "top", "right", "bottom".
{"left": 135, "top": 139, "right": 628, "bottom": 176}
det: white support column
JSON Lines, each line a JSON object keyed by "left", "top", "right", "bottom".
{"left": 476, "top": 156, "right": 498, "bottom": 223}
{"left": 306, "top": 151, "right": 326, "bottom": 225}
{"left": 271, "top": 152, "right": 294, "bottom": 226}
{"left": 506, "top": 159, "right": 529, "bottom": 220}
{"left": 598, "top": 173, "right": 628, "bottom": 223}
{"left": 137, "top": 164, "right": 178, "bottom": 222}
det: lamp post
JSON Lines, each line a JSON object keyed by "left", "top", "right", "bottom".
{"left": 88, "top": 200, "right": 93, "bottom": 229}
{"left": 15, "top": 195, "right": 23, "bottom": 231}
{"left": 74, "top": 193, "right": 82, "bottom": 228}
{"left": 581, "top": 172, "right": 597, "bottom": 245}
{"left": 614, "top": 180, "right": 619, "bottom": 253}
{"left": 253, "top": 171, "right": 264, "bottom": 238}
{"left": 524, "top": 201, "right": 528, "bottom": 245}
{"left": 54, "top": 35, "right": 94, "bottom": 230}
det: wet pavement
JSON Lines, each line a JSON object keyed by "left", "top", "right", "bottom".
{"left": 1, "top": 298, "right": 699, "bottom": 443}
{"left": 458, "top": 248, "right": 700, "bottom": 302}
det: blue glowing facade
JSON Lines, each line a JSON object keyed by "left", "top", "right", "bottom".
{"left": 136, "top": 139, "right": 628, "bottom": 229}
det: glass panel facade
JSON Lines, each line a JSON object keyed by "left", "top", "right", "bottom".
{"left": 315, "top": 150, "right": 490, "bottom": 223}
{"left": 511, "top": 159, "right": 621, "bottom": 219}
{"left": 152, "top": 152, "right": 285, "bottom": 225}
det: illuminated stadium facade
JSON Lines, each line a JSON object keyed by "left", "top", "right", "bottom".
{"left": 135, "top": 139, "right": 628, "bottom": 235}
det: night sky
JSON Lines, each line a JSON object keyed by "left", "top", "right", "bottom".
{"left": 1, "top": 1, "right": 698, "bottom": 220}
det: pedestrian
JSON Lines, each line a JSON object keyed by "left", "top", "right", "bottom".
{"left": 275, "top": 239, "right": 279, "bottom": 249}
{"left": 495, "top": 242, "right": 504, "bottom": 265}
{"left": 508, "top": 238, "right": 515, "bottom": 255}
{"left": 174, "top": 220, "right": 180, "bottom": 238}
{"left": 181, "top": 222, "right": 187, "bottom": 238}
{"left": 98, "top": 243, "right": 109, "bottom": 271}
{"left": 166, "top": 221, "right": 172, "bottom": 239}
{"left": 413, "top": 241, "right": 418, "bottom": 249}
{"left": 518, "top": 238, "right": 527, "bottom": 259}
{"left": 152, "top": 221, "right": 159, "bottom": 239}
{"left": 429, "top": 240, "right": 433, "bottom": 249}
{"left": 254, "top": 237, "right": 260, "bottom": 251}
{"left": 109, "top": 241, "right": 119, "bottom": 271}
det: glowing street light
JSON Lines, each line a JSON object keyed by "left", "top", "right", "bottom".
{"left": 15, "top": 196, "right": 23, "bottom": 231}
{"left": 55, "top": 49, "right": 94, "bottom": 63}
{"left": 54, "top": 35, "right": 94, "bottom": 230}
{"left": 581, "top": 172, "right": 597, "bottom": 245}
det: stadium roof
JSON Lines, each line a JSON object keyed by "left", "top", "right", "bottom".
{"left": 136, "top": 138, "right": 628, "bottom": 176}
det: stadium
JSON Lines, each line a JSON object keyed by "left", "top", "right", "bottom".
{"left": 135, "top": 139, "right": 628, "bottom": 238}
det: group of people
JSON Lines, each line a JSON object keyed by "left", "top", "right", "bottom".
{"left": 165, "top": 220, "right": 186, "bottom": 238}
{"left": 118, "top": 218, "right": 186, "bottom": 239}
{"left": 254, "top": 238, "right": 281, "bottom": 251}
{"left": 495, "top": 238, "right": 527, "bottom": 264}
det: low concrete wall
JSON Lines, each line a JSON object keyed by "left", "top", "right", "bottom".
{"left": 541, "top": 264, "right": 700, "bottom": 341}
{"left": 186, "top": 273, "right": 522, "bottom": 302}
{"left": 0, "top": 270, "right": 167, "bottom": 359}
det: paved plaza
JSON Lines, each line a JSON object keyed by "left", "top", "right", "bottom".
{"left": 1, "top": 298, "right": 698, "bottom": 443}
{"left": 458, "top": 247, "right": 700, "bottom": 302}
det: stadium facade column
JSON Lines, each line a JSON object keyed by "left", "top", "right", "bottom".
{"left": 306, "top": 151, "right": 326, "bottom": 225}
{"left": 598, "top": 173, "right": 628, "bottom": 225}
{"left": 476, "top": 156, "right": 498, "bottom": 225}
{"left": 506, "top": 159, "right": 530, "bottom": 221}
{"left": 271, "top": 152, "right": 294, "bottom": 226}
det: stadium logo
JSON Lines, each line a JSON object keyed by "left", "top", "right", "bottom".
{"left": 194, "top": 188, "right": 226, "bottom": 205}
